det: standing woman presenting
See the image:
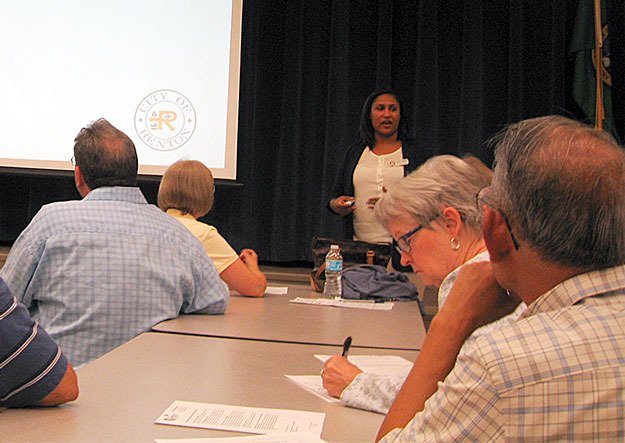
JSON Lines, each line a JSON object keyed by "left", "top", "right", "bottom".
{"left": 328, "top": 90, "right": 431, "bottom": 260}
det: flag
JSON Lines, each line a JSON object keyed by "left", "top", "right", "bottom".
{"left": 570, "top": 0, "right": 619, "bottom": 141}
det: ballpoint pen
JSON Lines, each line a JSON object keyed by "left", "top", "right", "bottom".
{"left": 341, "top": 336, "right": 352, "bottom": 357}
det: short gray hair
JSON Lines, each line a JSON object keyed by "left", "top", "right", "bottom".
{"left": 490, "top": 115, "right": 625, "bottom": 268}
{"left": 375, "top": 155, "right": 491, "bottom": 234}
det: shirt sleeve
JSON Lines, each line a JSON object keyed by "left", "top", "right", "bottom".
{"left": 0, "top": 279, "right": 69, "bottom": 407}
{"left": 341, "top": 373, "right": 406, "bottom": 414}
{"left": 180, "top": 237, "right": 230, "bottom": 315}
{"left": 195, "top": 224, "right": 238, "bottom": 274}
{"left": 0, "top": 216, "right": 44, "bottom": 308}
{"left": 378, "top": 344, "right": 503, "bottom": 442}
{"left": 328, "top": 143, "right": 360, "bottom": 210}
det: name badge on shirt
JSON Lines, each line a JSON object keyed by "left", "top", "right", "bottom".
{"left": 386, "top": 158, "right": 409, "bottom": 167}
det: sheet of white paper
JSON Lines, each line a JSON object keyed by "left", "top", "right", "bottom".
{"left": 289, "top": 297, "right": 393, "bottom": 310}
{"left": 284, "top": 376, "right": 339, "bottom": 403}
{"left": 265, "top": 287, "right": 289, "bottom": 295}
{"left": 155, "top": 401, "right": 324, "bottom": 437}
{"left": 315, "top": 355, "right": 413, "bottom": 376}
{"left": 154, "top": 431, "right": 326, "bottom": 443}
{"left": 286, "top": 355, "right": 414, "bottom": 403}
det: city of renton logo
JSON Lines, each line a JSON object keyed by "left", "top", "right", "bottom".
{"left": 134, "top": 89, "right": 196, "bottom": 151}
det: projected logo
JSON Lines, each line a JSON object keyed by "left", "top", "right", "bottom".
{"left": 134, "top": 90, "right": 196, "bottom": 151}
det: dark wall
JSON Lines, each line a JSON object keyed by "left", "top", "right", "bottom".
{"left": 1, "top": 0, "right": 624, "bottom": 263}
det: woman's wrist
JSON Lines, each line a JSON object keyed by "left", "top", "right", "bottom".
{"left": 339, "top": 371, "right": 363, "bottom": 400}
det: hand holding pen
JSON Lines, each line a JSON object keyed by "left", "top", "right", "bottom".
{"left": 321, "top": 336, "right": 362, "bottom": 398}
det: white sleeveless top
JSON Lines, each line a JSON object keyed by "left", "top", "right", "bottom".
{"left": 352, "top": 147, "right": 405, "bottom": 243}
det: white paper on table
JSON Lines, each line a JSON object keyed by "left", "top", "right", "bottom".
{"left": 289, "top": 297, "right": 393, "bottom": 310}
{"left": 285, "top": 355, "right": 414, "bottom": 402}
{"left": 314, "top": 355, "right": 413, "bottom": 377}
{"left": 265, "top": 287, "right": 288, "bottom": 295}
{"left": 155, "top": 401, "right": 324, "bottom": 437}
{"left": 284, "top": 376, "right": 339, "bottom": 403}
{"left": 154, "top": 431, "right": 326, "bottom": 443}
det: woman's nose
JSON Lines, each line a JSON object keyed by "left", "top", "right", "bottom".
{"left": 400, "top": 251, "right": 411, "bottom": 267}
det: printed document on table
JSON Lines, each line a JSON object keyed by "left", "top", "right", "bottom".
{"left": 289, "top": 297, "right": 393, "bottom": 310}
{"left": 154, "top": 431, "right": 326, "bottom": 442}
{"left": 155, "top": 401, "right": 324, "bottom": 437}
{"left": 286, "top": 355, "right": 414, "bottom": 402}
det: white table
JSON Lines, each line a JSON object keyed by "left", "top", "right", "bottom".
{"left": 0, "top": 332, "right": 418, "bottom": 442}
{"left": 153, "top": 285, "right": 425, "bottom": 351}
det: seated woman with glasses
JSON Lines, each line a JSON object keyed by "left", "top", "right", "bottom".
{"left": 158, "top": 160, "right": 267, "bottom": 297}
{"left": 321, "top": 155, "right": 525, "bottom": 413}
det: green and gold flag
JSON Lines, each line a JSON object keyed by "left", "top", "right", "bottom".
{"left": 570, "top": 0, "right": 619, "bottom": 141}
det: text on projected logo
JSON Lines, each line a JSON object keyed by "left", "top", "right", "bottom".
{"left": 135, "top": 90, "right": 196, "bottom": 151}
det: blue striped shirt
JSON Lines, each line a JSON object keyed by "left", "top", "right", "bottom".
{"left": 0, "top": 278, "right": 68, "bottom": 407}
{"left": 0, "top": 187, "right": 229, "bottom": 367}
{"left": 381, "top": 265, "right": 625, "bottom": 442}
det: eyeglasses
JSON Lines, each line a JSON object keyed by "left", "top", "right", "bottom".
{"left": 476, "top": 186, "right": 520, "bottom": 250}
{"left": 395, "top": 224, "right": 425, "bottom": 254}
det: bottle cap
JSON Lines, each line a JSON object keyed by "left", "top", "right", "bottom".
{"left": 330, "top": 244, "right": 339, "bottom": 250}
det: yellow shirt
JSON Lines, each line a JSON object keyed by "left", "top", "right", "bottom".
{"left": 166, "top": 209, "right": 238, "bottom": 273}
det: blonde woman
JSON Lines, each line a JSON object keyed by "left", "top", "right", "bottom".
{"left": 158, "top": 160, "right": 267, "bottom": 297}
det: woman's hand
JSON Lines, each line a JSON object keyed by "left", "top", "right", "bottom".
{"left": 329, "top": 196, "right": 356, "bottom": 216}
{"left": 366, "top": 187, "right": 387, "bottom": 209}
{"left": 322, "top": 355, "right": 363, "bottom": 398}
{"left": 239, "top": 248, "right": 259, "bottom": 269}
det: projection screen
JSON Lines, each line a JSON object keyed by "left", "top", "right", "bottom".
{"left": 0, "top": 0, "right": 242, "bottom": 179}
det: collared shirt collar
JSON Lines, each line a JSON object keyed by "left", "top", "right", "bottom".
{"left": 165, "top": 208, "right": 196, "bottom": 220}
{"left": 83, "top": 186, "right": 148, "bottom": 205}
{"left": 521, "top": 264, "right": 625, "bottom": 319}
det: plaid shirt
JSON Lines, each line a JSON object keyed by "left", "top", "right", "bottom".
{"left": 381, "top": 265, "right": 625, "bottom": 442}
{"left": 0, "top": 187, "right": 228, "bottom": 368}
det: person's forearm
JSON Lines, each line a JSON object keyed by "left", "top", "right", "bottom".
{"left": 376, "top": 311, "right": 471, "bottom": 441}
{"left": 222, "top": 258, "right": 266, "bottom": 297}
{"left": 249, "top": 269, "right": 267, "bottom": 297}
{"left": 243, "top": 262, "right": 267, "bottom": 296}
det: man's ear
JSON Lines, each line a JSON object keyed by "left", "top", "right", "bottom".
{"left": 441, "top": 206, "right": 462, "bottom": 237}
{"left": 74, "top": 166, "right": 91, "bottom": 198}
{"left": 482, "top": 206, "right": 514, "bottom": 262}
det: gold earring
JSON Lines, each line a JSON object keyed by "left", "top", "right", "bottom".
{"left": 450, "top": 237, "right": 460, "bottom": 250}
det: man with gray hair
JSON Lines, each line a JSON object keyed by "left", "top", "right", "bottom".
{"left": 0, "top": 119, "right": 229, "bottom": 368}
{"left": 377, "top": 115, "right": 625, "bottom": 441}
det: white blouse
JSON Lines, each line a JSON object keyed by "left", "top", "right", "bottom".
{"left": 352, "top": 146, "right": 405, "bottom": 243}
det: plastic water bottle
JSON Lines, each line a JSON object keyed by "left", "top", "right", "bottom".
{"left": 323, "top": 244, "right": 343, "bottom": 299}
